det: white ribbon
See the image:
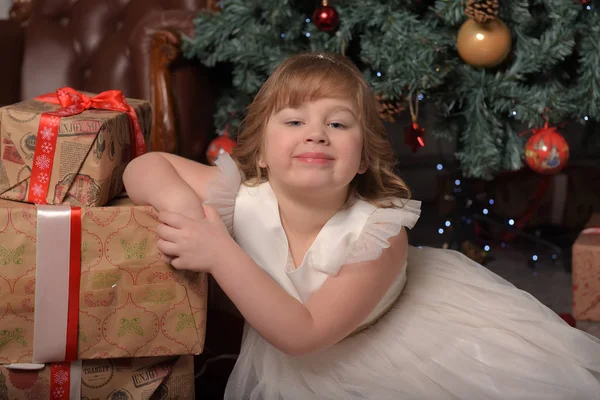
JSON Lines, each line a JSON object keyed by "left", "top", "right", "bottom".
{"left": 70, "top": 360, "right": 83, "bottom": 399}
{"left": 33, "top": 205, "right": 72, "bottom": 363}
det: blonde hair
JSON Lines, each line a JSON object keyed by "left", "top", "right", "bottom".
{"left": 232, "top": 52, "right": 411, "bottom": 208}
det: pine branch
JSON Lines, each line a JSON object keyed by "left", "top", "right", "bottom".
{"left": 181, "top": 0, "right": 597, "bottom": 179}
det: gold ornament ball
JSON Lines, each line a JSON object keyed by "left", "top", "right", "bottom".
{"left": 457, "top": 18, "right": 512, "bottom": 68}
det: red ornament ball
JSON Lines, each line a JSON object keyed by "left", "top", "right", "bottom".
{"left": 312, "top": 3, "right": 339, "bottom": 32}
{"left": 524, "top": 123, "right": 569, "bottom": 174}
{"left": 206, "top": 135, "right": 236, "bottom": 165}
{"left": 558, "top": 313, "right": 576, "bottom": 328}
{"left": 404, "top": 122, "right": 425, "bottom": 153}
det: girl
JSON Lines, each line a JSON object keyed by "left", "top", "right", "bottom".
{"left": 123, "top": 53, "right": 600, "bottom": 399}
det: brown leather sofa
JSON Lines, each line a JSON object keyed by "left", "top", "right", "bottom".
{"left": 0, "top": 0, "right": 243, "bottom": 396}
{"left": 0, "top": 0, "right": 220, "bottom": 162}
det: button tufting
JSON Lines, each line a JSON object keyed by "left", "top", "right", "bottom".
{"left": 59, "top": 17, "right": 69, "bottom": 27}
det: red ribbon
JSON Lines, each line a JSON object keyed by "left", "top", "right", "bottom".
{"left": 50, "top": 362, "right": 72, "bottom": 399}
{"left": 27, "top": 87, "right": 146, "bottom": 204}
{"left": 66, "top": 206, "right": 82, "bottom": 362}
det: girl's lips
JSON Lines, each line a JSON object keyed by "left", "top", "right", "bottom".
{"left": 295, "top": 157, "right": 333, "bottom": 165}
{"left": 294, "top": 152, "right": 335, "bottom": 165}
{"left": 295, "top": 152, "right": 334, "bottom": 160}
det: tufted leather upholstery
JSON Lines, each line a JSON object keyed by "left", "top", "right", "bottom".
{"left": 1, "top": 4, "right": 243, "bottom": 393}
{"left": 1, "top": 0, "right": 219, "bottom": 161}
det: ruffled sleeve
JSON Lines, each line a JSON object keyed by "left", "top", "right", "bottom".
{"left": 312, "top": 199, "right": 421, "bottom": 275}
{"left": 346, "top": 199, "right": 421, "bottom": 265}
{"left": 203, "top": 153, "right": 244, "bottom": 235}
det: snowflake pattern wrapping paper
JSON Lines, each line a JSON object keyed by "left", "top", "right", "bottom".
{"left": 0, "top": 92, "right": 151, "bottom": 207}
{"left": 572, "top": 213, "right": 600, "bottom": 321}
{"left": 0, "top": 197, "right": 207, "bottom": 364}
{"left": 0, "top": 355, "right": 195, "bottom": 399}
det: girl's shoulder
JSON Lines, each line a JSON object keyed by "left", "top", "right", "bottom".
{"left": 312, "top": 197, "right": 421, "bottom": 275}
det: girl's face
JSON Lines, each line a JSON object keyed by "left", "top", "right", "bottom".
{"left": 260, "top": 97, "right": 366, "bottom": 196}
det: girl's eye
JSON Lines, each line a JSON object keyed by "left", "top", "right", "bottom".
{"left": 285, "top": 121, "right": 303, "bottom": 127}
{"left": 328, "top": 122, "right": 346, "bottom": 129}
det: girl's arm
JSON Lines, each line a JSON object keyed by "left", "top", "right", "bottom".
{"left": 123, "top": 152, "right": 220, "bottom": 220}
{"left": 211, "top": 228, "right": 408, "bottom": 356}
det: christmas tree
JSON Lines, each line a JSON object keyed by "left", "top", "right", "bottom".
{"left": 182, "top": 0, "right": 600, "bottom": 179}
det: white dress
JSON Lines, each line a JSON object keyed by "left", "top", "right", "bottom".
{"left": 207, "top": 154, "right": 600, "bottom": 400}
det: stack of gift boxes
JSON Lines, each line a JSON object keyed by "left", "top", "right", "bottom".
{"left": 572, "top": 213, "right": 600, "bottom": 325}
{"left": 0, "top": 88, "right": 204, "bottom": 399}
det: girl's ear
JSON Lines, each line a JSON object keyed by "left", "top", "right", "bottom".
{"left": 358, "top": 160, "right": 368, "bottom": 174}
{"left": 258, "top": 157, "right": 267, "bottom": 169}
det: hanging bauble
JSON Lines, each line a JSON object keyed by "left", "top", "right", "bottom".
{"left": 312, "top": 0, "right": 339, "bottom": 32}
{"left": 558, "top": 313, "right": 576, "bottom": 328}
{"left": 524, "top": 122, "right": 569, "bottom": 174}
{"left": 404, "top": 122, "right": 425, "bottom": 152}
{"left": 404, "top": 93, "right": 425, "bottom": 152}
{"left": 457, "top": 0, "right": 511, "bottom": 68}
{"left": 457, "top": 19, "right": 511, "bottom": 68}
{"left": 206, "top": 130, "right": 236, "bottom": 165}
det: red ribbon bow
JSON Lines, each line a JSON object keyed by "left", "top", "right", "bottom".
{"left": 28, "top": 87, "right": 146, "bottom": 204}
{"left": 36, "top": 87, "right": 146, "bottom": 158}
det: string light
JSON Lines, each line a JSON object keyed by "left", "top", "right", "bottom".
{"left": 376, "top": 72, "right": 382, "bottom": 77}
{"left": 305, "top": 18, "right": 311, "bottom": 23}
{"left": 584, "top": 115, "right": 589, "bottom": 121}
{"left": 305, "top": 32, "right": 311, "bottom": 37}
{"left": 428, "top": 162, "right": 548, "bottom": 268}
{"left": 418, "top": 93, "right": 424, "bottom": 101}
{"left": 281, "top": 33, "right": 286, "bottom": 38}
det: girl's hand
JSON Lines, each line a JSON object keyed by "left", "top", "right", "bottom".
{"left": 156, "top": 204, "right": 232, "bottom": 273}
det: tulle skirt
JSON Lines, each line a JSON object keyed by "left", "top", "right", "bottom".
{"left": 225, "top": 246, "right": 600, "bottom": 400}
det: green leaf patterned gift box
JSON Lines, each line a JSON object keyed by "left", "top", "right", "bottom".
{"left": 0, "top": 197, "right": 207, "bottom": 364}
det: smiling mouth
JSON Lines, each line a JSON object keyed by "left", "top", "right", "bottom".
{"left": 294, "top": 153, "right": 335, "bottom": 165}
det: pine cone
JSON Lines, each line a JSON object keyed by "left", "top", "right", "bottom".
{"left": 465, "top": 0, "right": 499, "bottom": 24}
{"left": 375, "top": 94, "right": 406, "bottom": 123}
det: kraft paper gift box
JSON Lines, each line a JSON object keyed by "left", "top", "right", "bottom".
{"left": 572, "top": 213, "right": 600, "bottom": 321}
{"left": 0, "top": 197, "right": 207, "bottom": 364}
{"left": 0, "top": 355, "right": 195, "bottom": 399}
{"left": 0, "top": 87, "right": 150, "bottom": 207}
